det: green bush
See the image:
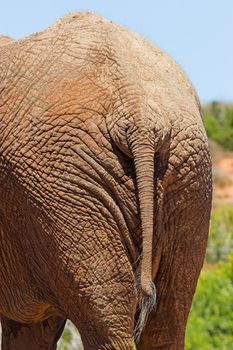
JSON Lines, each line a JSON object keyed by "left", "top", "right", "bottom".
{"left": 186, "top": 251, "right": 233, "bottom": 350}
{"left": 58, "top": 321, "right": 83, "bottom": 350}
{"left": 206, "top": 205, "right": 233, "bottom": 263}
{"left": 204, "top": 114, "right": 220, "bottom": 140}
{"left": 187, "top": 205, "right": 233, "bottom": 349}
{"left": 204, "top": 104, "right": 233, "bottom": 150}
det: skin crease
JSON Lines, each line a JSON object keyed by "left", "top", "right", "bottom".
{"left": 0, "top": 12, "right": 212, "bottom": 350}
{"left": 0, "top": 36, "right": 13, "bottom": 47}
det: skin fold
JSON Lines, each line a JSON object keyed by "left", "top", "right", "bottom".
{"left": 0, "top": 36, "right": 13, "bottom": 46}
{"left": 0, "top": 12, "right": 212, "bottom": 350}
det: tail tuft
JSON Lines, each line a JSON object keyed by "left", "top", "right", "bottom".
{"left": 134, "top": 281, "right": 157, "bottom": 343}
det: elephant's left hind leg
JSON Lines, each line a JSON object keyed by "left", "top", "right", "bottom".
{"left": 1, "top": 316, "right": 66, "bottom": 350}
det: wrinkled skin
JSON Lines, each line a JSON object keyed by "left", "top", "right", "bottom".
{"left": 0, "top": 12, "right": 212, "bottom": 350}
{"left": 0, "top": 35, "right": 13, "bottom": 46}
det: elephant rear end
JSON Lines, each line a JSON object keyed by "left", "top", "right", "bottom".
{"left": 0, "top": 12, "right": 212, "bottom": 350}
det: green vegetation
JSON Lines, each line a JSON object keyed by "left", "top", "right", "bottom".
{"left": 206, "top": 205, "right": 233, "bottom": 263}
{"left": 203, "top": 102, "right": 233, "bottom": 150}
{"left": 58, "top": 321, "right": 83, "bottom": 350}
{"left": 58, "top": 327, "right": 72, "bottom": 350}
{"left": 186, "top": 206, "right": 233, "bottom": 349}
{"left": 186, "top": 252, "right": 233, "bottom": 350}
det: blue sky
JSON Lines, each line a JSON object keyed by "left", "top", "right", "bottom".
{"left": 0, "top": 0, "right": 232, "bottom": 104}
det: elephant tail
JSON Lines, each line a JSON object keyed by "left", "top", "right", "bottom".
{"left": 106, "top": 114, "right": 166, "bottom": 341}
{"left": 132, "top": 140, "right": 163, "bottom": 342}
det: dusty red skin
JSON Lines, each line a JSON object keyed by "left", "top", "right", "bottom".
{"left": 0, "top": 12, "right": 212, "bottom": 350}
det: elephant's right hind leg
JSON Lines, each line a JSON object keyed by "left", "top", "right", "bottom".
{"left": 1, "top": 316, "right": 66, "bottom": 350}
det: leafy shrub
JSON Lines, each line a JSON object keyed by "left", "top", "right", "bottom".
{"left": 186, "top": 251, "right": 233, "bottom": 350}
{"left": 206, "top": 205, "right": 233, "bottom": 263}
{"left": 58, "top": 321, "right": 83, "bottom": 350}
{"left": 204, "top": 104, "right": 233, "bottom": 151}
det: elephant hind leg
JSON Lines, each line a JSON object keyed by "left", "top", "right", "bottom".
{"left": 80, "top": 327, "right": 134, "bottom": 350}
{"left": 1, "top": 316, "right": 66, "bottom": 350}
{"left": 137, "top": 237, "right": 207, "bottom": 348}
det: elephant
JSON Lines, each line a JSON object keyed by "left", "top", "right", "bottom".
{"left": 0, "top": 12, "right": 212, "bottom": 350}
